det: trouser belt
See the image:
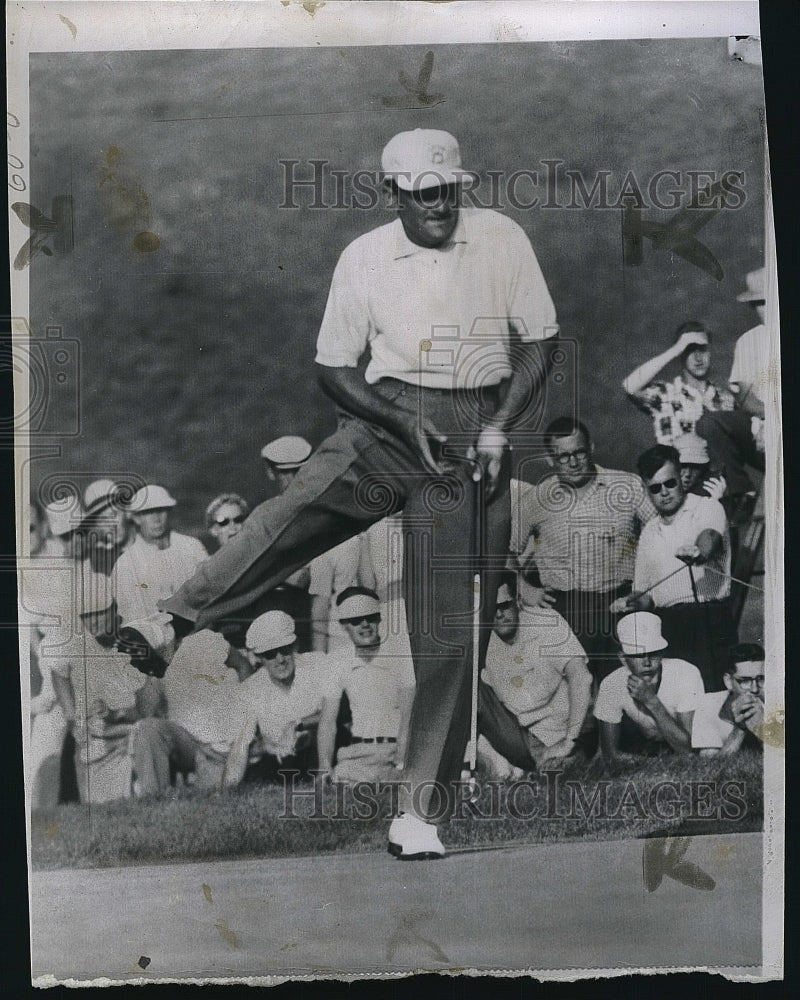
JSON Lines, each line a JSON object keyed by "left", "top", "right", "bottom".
{"left": 350, "top": 736, "right": 397, "bottom": 744}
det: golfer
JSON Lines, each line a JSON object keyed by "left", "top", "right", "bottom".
{"left": 143, "top": 129, "right": 558, "bottom": 858}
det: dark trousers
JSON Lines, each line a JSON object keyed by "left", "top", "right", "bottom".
{"left": 696, "top": 410, "right": 764, "bottom": 499}
{"left": 477, "top": 681, "right": 539, "bottom": 771}
{"left": 657, "top": 599, "right": 737, "bottom": 692}
{"left": 164, "top": 380, "right": 511, "bottom": 820}
{"left": 550, "top": 584, "right": 631, "bottom": 681}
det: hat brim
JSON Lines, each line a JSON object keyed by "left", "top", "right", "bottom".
{"left": 135, "top": 500, "right": 177, "bottom": 512}
{"left": 736, "top": 291, "right": 764, "bottom": 302}
{"left": 388, "top": 169, "right": 479, "bottom": 192}
{"left": 251, "top": 636, "right": 297, "bottom": 654}
{"left": 621, "top": 637, "right": 669, "bottom": 655}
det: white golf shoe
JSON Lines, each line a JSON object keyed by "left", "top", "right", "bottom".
{"left": 387, "top": 813, "right": 446, "bottom": 861}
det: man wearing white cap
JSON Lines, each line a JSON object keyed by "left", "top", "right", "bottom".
{"left": 47, "top": 574, "right": 164, "bottom": 803}
{"left": 674, "top": 433, "right": 726, "bottom": 501}
{"left": 223, "top": 611, "right": 327, "bottom": 786}
{"left": 317, "top": 588, "right": 415, "bottom": 787}
{"left": 477, "top": 578, "right": 591, "bottom": 774}
{"left": 623, "top": 321, "right": 735, "bottom": 446}
{"left": 78, "top": 478, "right": 136, "bottom": 575}
{"left": 160, "top": 128, "right": 557, "bottom": 857}
{"left": 594, "top": 612, "right": 703, "bottom": 762}
{"left": 112, "top": 485, "right": 207, "bottom": 624}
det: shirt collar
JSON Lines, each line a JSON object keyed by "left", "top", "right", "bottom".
{"left": 391, "top": 212, "right": 469, "bottom": 260}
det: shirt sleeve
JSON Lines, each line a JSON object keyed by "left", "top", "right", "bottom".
{"left": 502, "top": 217, "right": 558, "bottom": 342}
{"left": 691, "top": 695, "right": 725, "bottom": 749}
{"left": 632, "top": 381, "right": 667, "bottom": 413}
{"left": 396, "top": 655, "right": 416, "bottom": 690}
{"left": 593, "top": 673, "right": 624, "bottom": 724}
{"left": 698, "top": 497, "right": 727, "bottom": 536}
{"left": 675, "top": 662, "right": 704, "bottom": 714}
{"left": 314, "top": 239, "right": 372, "bottom": 368}
{"left": 308, "top": 552, "right": 334, "bottom": 598}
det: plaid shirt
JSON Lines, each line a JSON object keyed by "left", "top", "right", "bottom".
{"left": 510, "top": 467, "right": 655, "bottom": 593}
{"left": 633, "top": 374, "right": 735, "bottom": 444}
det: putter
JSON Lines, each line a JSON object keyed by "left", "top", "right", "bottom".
{"left": 468, "top": 466, "right": 483, "bottom": 803}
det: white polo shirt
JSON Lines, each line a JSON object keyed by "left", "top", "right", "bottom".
{"left": 323, "top": 632, "right": 415, "bottom": 738}
{"left": 730, "top": 324, "right": 768, "bottom": 409}
{"left": 315, "top": 209, "right": 557, "bottom": 388}
{"left": 633, "top": 493, "right": 730, "bottom": 606}
{"left": 113, "top": 532, "right": 208, "bottom": 623}
{"left": 238, "top": 653, "right": 328, "bottom": 758}
{"left": 594, "top": 659, "right": 703, "bottom": 739}
{"left": 691, "top": 690, "right": 736, "bottom": 750}
{"left": 483, "top": 608, "right": 587, "bottom": 746}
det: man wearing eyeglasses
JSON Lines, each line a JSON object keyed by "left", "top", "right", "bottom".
{"left": 510, "top": 417, "right": 654, "bottom": 683}
{"left": 692, "top": 642, "right": 765, "bottom": 755}
{"left": 614, "top": 444, "right": 735, "bottom": 691}
{"left": 223, "top": 611, "right": 326, "bottom": 786}
{"left": 317, "top": 588, "right": 415, "bottom": 788}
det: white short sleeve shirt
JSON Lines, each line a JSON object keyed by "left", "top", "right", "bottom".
{"left": 594, "top": 659, "right": 703, "bottom": 739}
{"left": 240, "top": 653, "right": 328, "bottom": 757}
{"left": 691, "top": 690, "right": 735, "bottom": 749}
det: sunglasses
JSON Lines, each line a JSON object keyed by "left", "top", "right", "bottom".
{"left": 648, "top": 477, "right": 679, "bottom": 495}
{"left": 214, "top": 514, "right": 246, "bottom": 527}
{"left": 260, "top": 643, "right": 294, "bottom": 660}
{"left": 341, "top": 613, "right": 381, "bottom": 626}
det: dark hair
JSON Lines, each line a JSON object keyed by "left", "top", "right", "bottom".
{"left": 336, "top": 586, "right": 381, "bottom": 607}
{"left": 637, "top": 444, "right": 681, "bottom": 481}
{"left": 497, "top": 571, "right": 518, "bottom": 600}
{"left": 544, "top": 417, "right": 591, "bottom": 451}
{"left": 673, "top": 321, "right": 712, "bottom": 347}
{"left": 727, "top": 642, "right": 765, "bottom": 670}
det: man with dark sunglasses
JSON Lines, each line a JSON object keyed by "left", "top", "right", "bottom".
{"left": 613, "top": 444, "right": 736, "bottom": 691}
{"left": 206, "top": 493, "right": 250, "bottom": 549}
{"left": 317, "top": 588, "right": 415, "bottom": 795}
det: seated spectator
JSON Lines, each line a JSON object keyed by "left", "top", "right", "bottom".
{"left": 595, "top": 612, "right": 703, "bottom": 763}
{"left": 48, "top": 574, "right": 165, "bottom": 804}
{"left": 317, "top": 588, "right": 415, "bottom": 785}
{"left": 112, "top": 484, "right": 207, "bottom": 624}
{"left": 477, "top": 578, "right": 592, "bottom": 775}
{"left": 613, "top": 444, "right": 736, "bottom": 690}
{"left": 126, "top": 628, "right": 250, "bottom": 794}
{"left": 692, "top": 642, "right": 765, "bottom": 755}
{"left": 205, "top": 493, "right": 250, "bottom": 551}
{"left": 623, "top": 322, "right": 735, "bottom": 445}
{"left": 223, "top": 612, "right": 327, "bottom": 786}
{"left": 78, "top": 479, "right": 136, "bottom": 575}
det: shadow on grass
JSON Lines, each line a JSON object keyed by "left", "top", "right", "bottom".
{"left": 31, "top": 750, "right": 762, "bottom": 871}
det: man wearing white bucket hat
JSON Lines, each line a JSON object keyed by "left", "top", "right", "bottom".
{"left": 316, "top": 588, "right": 415, "bottom": 788}
{"left": 112, "top": 484, "right": 207, "bottom": 625}
{"left": 78, "top": 478, "right": 136, "bottom": 575}
{"left": 155, "top": 128, "right": 557, "bottom": 858}
{"left": 223, "top": 611, "right": 328, "bottom": 786}
{"left": 594, "top": 612, "right": 703, "bottom": 762}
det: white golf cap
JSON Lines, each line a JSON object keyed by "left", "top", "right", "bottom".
{"left": 381, "top": 129, "right": 476, "bottom": 192}
{"left": 260, "top": 436, "right": 312, "bottom": 470}
{"left": 736, "top": 267, "right": 765, "bottom": 302}
{"left": 129, "top": 485, "right": 177, "bottom": 512}
{"left": 45, "top": 497, "right": 83, "bottom": 537}
{"left": 79, "top": 571, "right": 114, "bottom": 615}
{"left": 617, "top": 612, "right": 668, "bottom": 656}
{"left": 495, "top": 583, "right": 515, "bottom": 606}
{"left": 674, "top": 433, "right": 710, "bottom": 465}
{"left": 336, "top": 592, "right": 381, "bottom": 621}
{"left": 246, "top": 610, "right": 297, "bottom": 652}
{"left": 83, "top": 478, "right": 117, "bottom": 513}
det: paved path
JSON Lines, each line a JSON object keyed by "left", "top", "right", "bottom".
{"left": 31, "top": 833, "right": 762, "bottom": 983}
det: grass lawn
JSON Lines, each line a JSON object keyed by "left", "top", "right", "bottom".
{"left": 31, "top": 749, "right": 762, "bottom": 870}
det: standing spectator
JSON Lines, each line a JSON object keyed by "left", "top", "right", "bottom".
{"left": 49, "top": 575, "right": 164, "bottom": 804}
{"left": 205, "top": 493, "right": 250, "bottom": 550}
{"left": 223, "top": 612, "right": 327, "bottom": 786}
{"left": 595, "top": 612, "right": 702, "bottom": 763}
{"left": 78, "top": 479, "right": 136, "bottom": 576}
{"left": 692, "top": 642, "right": 765, "bottom": 755}
{"left": 623, "top": 322, "right": 735, "bottom": 445}
{"left": 615, "top": 445, "right": 735, "bottom": 690}
{"left": 112, "top": 485, "right": 207, "bottom": 624}
{"left": 317, "top": 588, "right": 415, "bottom": 785}
{"left": 477, "top": 579, "right": 592, "bottom": 774}
{"left": 510, "top": 417, "right": 653, "bottom": 680}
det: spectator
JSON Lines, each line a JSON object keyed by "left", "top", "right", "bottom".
{"left": 317, "top": 588, "right": 415, "bottom": 785}
{"left": 692, "top": 642, "right": 765, "bottom": 755}
{"left": 477, "top": 579, "right": 591, "bottom": 775}
{"left": 112, "top": 485, "right": 207, "bottom": 624}
{"left": 78, "top": 479, "right": 136, "bottom": 575}
{"left": 615, "top": 444, "right": 735, "bottom": 690}
{"left": 49, "top": 575, "right": 165, "bottom": 804}
{"left": 623, "top": 322, "right": 735, "bottom": 445}
{"left": 595, "top": 612, "right": 702, "bottom": 763}
{"left": 696, "top": 268, "right": 768, "bottom": 513}
{"left": 223, "top": 612, "right": 327, "bottom": 786}
{"left": 43, "top": 496, "right": 84, "bottom": 559}
{"left": 205, "top": 493, "right": 250, "bottom": 551}
{"left": 673, "top": 434, "right": 726, "bottom": 501}
{"left": 510, "top": 417, "right": 653, "bottom": 680}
